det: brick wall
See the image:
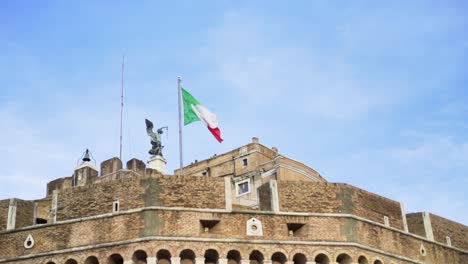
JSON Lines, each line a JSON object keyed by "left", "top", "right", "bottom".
{"left": 0, "top": 210, "right": 466, "bottom": 263}
{"left": 0, "top": 199, "right": 9, "bottom": 231}
{"left": 56, "top": 175, "right": 226, "bottom": 221}
{"left": 258, "top": 183, "right": 272, "bottom": 211}
{"left": 278, "top": 181, "right": 404, "bottom": 230}
{"left": 36, "top": 198, "right": 51, "bottom": 223}
{"left": 15, "top": 200, "right": 35, "bottom": 229}
{"left": 430, "top": 213, "right": 468, "bottom": 250}
{"left": 406, "top": 213, "right": 426, "bottom": 238}
{"left": 46, "top": 177, "right": 72, "bottom": 196}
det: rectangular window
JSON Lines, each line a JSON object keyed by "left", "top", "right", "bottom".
{"left": 243, "top": 158, "right": 248, "bottom": 167}
{"left": 236, "top": 179, "right": 250, "bottom": 196}
{"left": 112, "top": 201, "right": 120, "bottom": 213}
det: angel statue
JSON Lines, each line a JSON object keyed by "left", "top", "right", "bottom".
{"left": 145, "top": 119, "right": 167, "bottom": 157}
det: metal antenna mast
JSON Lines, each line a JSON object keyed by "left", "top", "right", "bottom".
{"left": 177, "top": 76, "right": 183, "bottom": 176}
{"left": 119, "top": 56, "right": 125, "bottom": 160}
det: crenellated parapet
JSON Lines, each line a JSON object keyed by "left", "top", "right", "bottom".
{"left": 0, "top": 141, "right": 467, "bottom": 264}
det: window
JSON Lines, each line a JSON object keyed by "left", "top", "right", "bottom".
{"left": 236, "top": 179, "right": 250, "bottom": 196}
{"left": 243, "top": 158, "right": 248, "bottom": 167}
{"left": 112, "top": 201, "right": 120, "bottom": 213}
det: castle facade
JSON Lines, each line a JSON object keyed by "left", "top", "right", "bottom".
{"left": 0, "top": 138, "right": 466, "bottom": 264}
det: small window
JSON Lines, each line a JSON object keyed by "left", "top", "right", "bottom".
{"left": 112, "top": 201, "right": 120, "bottom": 213}
{"left": 243, "top": 158, "right": 248, "bottom": 167}
{"left": 236, "top": 179, "right": 250, "bottom": 196}
{"left": 384, "top": 216, "right": 390, "bottom": 227}
{"left": 202, "top": 172, "right": 207, "bottom": 176}
{"left": 35, "top": 218, "right": 47, "bottom": 224}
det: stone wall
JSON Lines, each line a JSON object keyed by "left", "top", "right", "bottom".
{"left": 0, "top": 210, "right": 466, "bottom": 263}
{"left": 406, "top": 213, "right": 426, "bottom": 238}
{"left": 430, "top": 213, "right": 468, "bottom": 250}
{"left": 56, "top": 175, "right": 226, "bottom": 221}
{"left": 276, "top": 156, "right": 325, "bottom": 182}
{"left": 174, "top": 143, "right": 276, "bottom": 177}
{"left": 36, "top": 198, "right": 52, "bottom": 223}
{"left": 0, "top": 199, "right": 9, "bottom": 231}
{"left": 258, "top": 183, "right": 272, "bottom": 211}
{"left": 15, "top": 199, "right": 35, "bottom": 229}
{"left": 278, "top": 181, "right": 405, "bottom": 230}
{"left": 46, "top": 177, "right": 72, "bottom": 196}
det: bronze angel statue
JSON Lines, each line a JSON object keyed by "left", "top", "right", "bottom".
{"left": 145, "top": 119, "right": 167, "bottom": 157}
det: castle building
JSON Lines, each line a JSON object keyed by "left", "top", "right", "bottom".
{"left": 0, "top": 138, "right": 466, "bottom": 264}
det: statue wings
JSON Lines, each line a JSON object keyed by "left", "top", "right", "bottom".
{"left": 145, "top": 119, "right": 154, "bottom": 130}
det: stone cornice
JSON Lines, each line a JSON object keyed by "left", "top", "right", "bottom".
{"left": 0, "top": 206, "right": 466, "bottom": 255}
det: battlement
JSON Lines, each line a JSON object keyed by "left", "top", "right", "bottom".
{"left": 0, "top": 141, "right": 467, "bottom": 264}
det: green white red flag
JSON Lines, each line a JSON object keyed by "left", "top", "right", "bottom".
{"left": 181, "top": 87, "right": 223, "bottom": 143}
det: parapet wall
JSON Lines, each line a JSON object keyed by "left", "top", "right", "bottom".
{"left": 430, "top": 213, "right": 468, "bottom": 250}
{"left": 14, "top": 200, "right": 35, "bottom": 229}
{"left": 406, "top": 213, "right": 426, "bottom": 238}
{"left": 278, "top": 181, "right": 405, "bottom": 230}
{"left": 0, "top": 200, "right": 9, "bottom": 231}
{"left": 57, "top": 173, "right": 226, "bottom": 221}
{"left": 0, "top": 199, "right": 35, "bottom": 232}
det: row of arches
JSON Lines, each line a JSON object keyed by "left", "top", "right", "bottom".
{"left": 46, "top": 249, "right": 388, "bottom": 264}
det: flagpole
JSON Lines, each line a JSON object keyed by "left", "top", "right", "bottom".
{"left": 177, "top": 76, "right": 184, "bottom": 176}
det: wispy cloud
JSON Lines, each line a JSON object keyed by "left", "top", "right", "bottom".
{"left": 201, "top": 12, "right": 398, "bottom": 120}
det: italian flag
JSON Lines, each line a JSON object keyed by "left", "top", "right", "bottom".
{"left": 181, "top": 88, "right": 223, "bottom": 143}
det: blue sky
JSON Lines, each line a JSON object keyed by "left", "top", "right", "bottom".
{"left": 0, "top": 1, "right": 467, "bottom": 225}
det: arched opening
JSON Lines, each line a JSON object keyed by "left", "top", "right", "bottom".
{"left": 85, "top": 256, "right": 100, "bottom": 264}
{"left": 336, "top": 254, "right": 352, "bottom": 264}
{"left": 46, "top": 262, "right": 56, "bottom": 264}
{"left": 205, "top": 249, "right": 219, "bottom": 264}
{"left": 227, "top": 250, "right": 241, "bottom": 264}
{"left": 108, "top": 254, "right": 124, "bottom": 264}
{"left": 65, "top": 259, "right": 78, "bottom": 264}
{"left": 249, "top": 250, "right": 264, "bottom": 264}
{"left": 314, "top": 254, "right": 330, "bottom": 264}
{"left": 157, "top": 249, "right": 172, "bottom": 264}
{"left": 358, "top": 256, "right": 368, "bottom": 264}
{"left": 373, "top": 260, "right": 383, "bottom": 264}
{"left": 133, "top": 250, "right": 148, "bottom": 264}
{"left": 271, "top": 252, "right": 287, "bottom": 264}
{"left": 180, "top": 249, "right": 196, "bottom": 264}
{"left": 292, "top": 253, "right": 306, "bottom": 264}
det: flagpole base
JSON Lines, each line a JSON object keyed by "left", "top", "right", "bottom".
{"left": 148, "top": 155, "right": 167, "bottom": 174}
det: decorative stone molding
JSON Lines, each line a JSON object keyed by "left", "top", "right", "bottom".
{"left": 23, "top": 234, "right": 35, "bottom": 249}
{"left": 422, "top": 212, "right": 434, "bottom": 241}
{"left": 270, "top": 180, "right": 280, "bottom": 213}
{"left": 246, "top": 217, "right": 263, "bottom": 236}
{"left": 6, "top": 199, "right": 16, "bottom": 230}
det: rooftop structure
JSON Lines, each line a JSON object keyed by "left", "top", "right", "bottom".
{"left": 0, "top": 138, "right": 466, "bottom": 264}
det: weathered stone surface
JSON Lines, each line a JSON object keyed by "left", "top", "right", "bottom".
{"left": 430, "top": 213, "right": 468, "bottom": 250}
{"left": 0, "top": 141, "right": 466, "bottom": 264}
{"left": 278, "top": 181, "right": 405, "bottom": 230}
